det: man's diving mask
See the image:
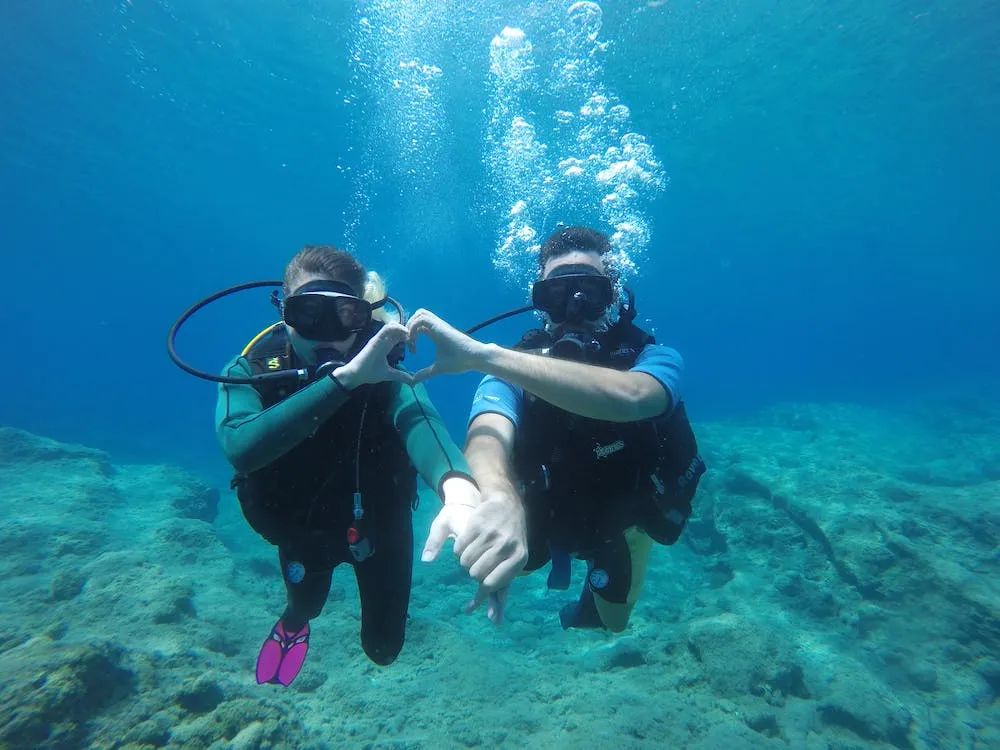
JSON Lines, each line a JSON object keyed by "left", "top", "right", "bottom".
{"left": 276, "top": 279, "right": 388, "bottom": 342}
{"left": 531, "top": 264, "right": 614, "bottom": 325}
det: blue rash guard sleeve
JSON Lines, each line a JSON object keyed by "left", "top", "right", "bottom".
{"left": 631, "top": 343, "right": 684, "bottom": 415}
{"left": 467, "top": 374, "right": 524, "bottom": 430}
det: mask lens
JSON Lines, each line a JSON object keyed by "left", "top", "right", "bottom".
{"left": 283, "top": 293, "right": 372, "bottom": 340}
{"left": 532, "top": 274, "right": 613, "bottom": 323}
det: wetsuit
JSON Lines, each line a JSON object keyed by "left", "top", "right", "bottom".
{"left": 467, "top": 321, "right": 703, "bottom": 631}
{"left": 215, "top": 327, "right": 472, "bottom": 665}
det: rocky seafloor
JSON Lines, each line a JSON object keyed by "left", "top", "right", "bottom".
{"left": 1, "top": 390, "right": 998, "bottom": 749}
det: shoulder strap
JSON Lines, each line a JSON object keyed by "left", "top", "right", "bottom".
{"left": 242, "top": 326, "right": 301, "bottom": 408}
{"left": 244, "top": 325, "right": 294, "bottom": 375}
{"left": 599, "top": 321, "right": 655, "bottom": 369}
{"left": 623, "top": 321, "right": 655, "bottom": 348}
{"left": 513, "top": 328, "right": 552, "bottom": 352}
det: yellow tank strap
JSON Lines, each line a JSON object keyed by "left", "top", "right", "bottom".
{"left": 241, "top": 322, "right": 283, "bottom": 357}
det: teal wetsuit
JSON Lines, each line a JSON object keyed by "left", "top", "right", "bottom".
{"left": 215, "top": 334, "right": 472, "bottom": 665}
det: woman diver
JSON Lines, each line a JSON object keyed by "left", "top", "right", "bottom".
{"left": 214, "top": 244, "right": 485, "bottom": 685}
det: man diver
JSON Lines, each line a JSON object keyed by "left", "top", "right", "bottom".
{"left": 409, "top": 226, "right": 705, "bottom": 631}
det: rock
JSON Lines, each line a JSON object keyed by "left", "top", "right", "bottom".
{"left": 818, "top": 670, "right": 914, "bottom": 749}
{"left": 175, "top": 484, "right": 220, "bottom": 524}
{"left": 722, "top": 469, "right": 773, "bottom": 500}
{"left": 176, "top": 675, "right": 224, "bottom": 714}
{"left": 292, "top": 670, "right": 326, "bottom": 693}
{"left": 0, "top": 639, "right": 136, "bottom": 749}
{"left": 907, "top": 664, "right": 939, "bottom": 693}
{"left": 50, "top": 527, "right": 107, "bottom": 558}
{"left": 206, "top": 633, "right": 241, "bottom": 657}
{"left": 0, "top": 427, "right": 113, "bottom": 476}
{"left": 229, "top": 721, "right": 265, "bottom": 750}
{"left": 150, "top": 579, "right": 196, "bottom": 624}
{"left": 746, "top": 712, "right": 782, "bottom": 739}
{"left": 123, "top": 716, "right": 171, "bottom": 747}
{"left": 690, "top": 721, "right": 787, "bottom": 749}
{"left": 49, "top": 569, "right": 86, "bottom": 601}
{"left": 686, "top": 614, "right": 804, "bottom": 700}
{"left": 212, "top": 699, "right": 281, "bottom": 742}
{"left": 602, "top": 640, "right": 648, "bottom": 670}
{"left": 975, "top": 659, "right": 1000, "bottom": 699}
{"left": 116, "top": 464, "right": 220, "bottom": 524}
{"left": 246, "top": 557, "right": 279, "bottom": 579}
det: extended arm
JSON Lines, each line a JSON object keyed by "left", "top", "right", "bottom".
{"left": 407, "top": 309, "right": 678, "bottom": 423}
{"left": 217, "top": 322, "right": 416, "bottom": 475}
{"left": 389, "top": 380, "right": 476, "bottom": 495}
{"left": 215, "top": 356, "right": 352, "bottom": 474}
{"left": 474, "top": 344, "right": 668, "bottom": 422}
{"left": 402, "top": 382, "right": 525, "bottom": 624}
{"left": 464, "top": 411, "right": 519, "bottom": 501}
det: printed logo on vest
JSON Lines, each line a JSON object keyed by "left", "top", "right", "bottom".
{"left": 594, "top": 439, "right": 625, "bottom": 459}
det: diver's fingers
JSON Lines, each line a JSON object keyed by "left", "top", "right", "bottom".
{"left": 458, "top": 533, "right": 493, "bottom": 572}
{"left": 407, "top": 309, "right": 445, "bottom": 341}
{"left": 384, "top": 367, "right": 413, "bottom": 384}
{"left": 454, "top": 523, "right": 484, "bottom": 560}
{"left": 411, "top": 363, "right": 438, "bottom": 384}
{"left": 465, "top": 547, "right": 500, "bottom": 585}
{"left": 465, "top": 584, "right": 491, "bottom": 613}
{"left": 482, "top": 553, "right": 525, "bottom": 590}
{"left": 421, "top": 509, "right": 455, "bottom": 563}
{"left": 375, "top": 323, "right": 407, "bottom": 349}
{"left": 408, "top": 308, "right": 439, "bottom": 328}
{"left": 488, "top": 588, "right": 509, "bottom": 625}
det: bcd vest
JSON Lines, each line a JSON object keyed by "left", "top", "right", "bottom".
{"left": 512, "top": 321, "right": 706, "bottom": 550}
{"left": 231, "top": 325, "right": 416, "bottom": 555}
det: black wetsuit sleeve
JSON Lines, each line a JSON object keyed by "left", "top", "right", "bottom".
{"left": 214, "top": 355, "right": 352, "bottom": 474}
{"left": 390, "top": 381, "right": 475, "bottom": 498}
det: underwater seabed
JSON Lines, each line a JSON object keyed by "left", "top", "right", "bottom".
{"left": 1, "top": 390, "right": 999, "bottom": 749}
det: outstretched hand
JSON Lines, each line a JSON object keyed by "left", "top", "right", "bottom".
{"left": 423, "top": 502, "right": 512, "bottom": 625}
{"left": 339, "top": 323, "right": 413, "bottom": 386}
{"left": 421, "top": 477, "right": 524, "bottom": 625}
{"left": 422, "top": 480, "right": 528, "bottom": 626}
{"left": 406, "top": 309, "right": 488, "bottom": 384}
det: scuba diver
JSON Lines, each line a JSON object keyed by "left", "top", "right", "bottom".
{"left": 407, "top": 226, "right": 706, "bottom": 632}
{"left": 192, "top": 244, "right": 499, "bottom": 685}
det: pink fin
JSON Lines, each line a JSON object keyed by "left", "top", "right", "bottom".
{"left": 276, "top": 623, "right": 310, "bottom": 686}
{"left": 256, "top": 620, "right": 310, "bottom": 686}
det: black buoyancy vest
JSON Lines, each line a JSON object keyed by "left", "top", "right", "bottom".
{"left": 232, "top": 326, "right": 416, "bottom": 549}
{"left": 512, "top": 321, "right": 706, "bottom": 548}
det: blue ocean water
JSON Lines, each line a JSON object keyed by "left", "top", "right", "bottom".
{"left": 1, "top": 2, "right": 999, "bottom": 747}
{"left": 2, "top": 0, "right": 996, "bottom": 474}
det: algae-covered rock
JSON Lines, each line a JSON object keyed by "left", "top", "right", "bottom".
{"left": 686, "top": 613, "right": 806, "bottom": 701}
{"left": 817, "top": 670, "right": 914, "bottom": 749}
{"left": 177, "top": 674, "right": 225, "bottom": 714}
{"left": 50, "top": 569, "right": 87, "bottom": 601}
{"left": 0, "top": 426, "right": 113, "bottom": 476}
{"left": 123, "top": 464, "right": 220, "bottom": 523}
{"left": 0, "top": 637, "right": 136, "bottom": 749}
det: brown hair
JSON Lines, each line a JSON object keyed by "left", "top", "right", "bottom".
{"left": 283, "top": 245, "right": 366, "bottom": 296}
{"left": 538, "top": 226, "right": 613, "bottom": 274}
